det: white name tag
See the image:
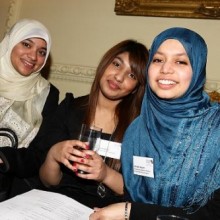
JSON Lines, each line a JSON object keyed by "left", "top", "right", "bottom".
{"left": 96, "top": 139, "right": 121, "bottom": 159}
{"left": 133, "top": 156, "right": 154, "bottom": 178}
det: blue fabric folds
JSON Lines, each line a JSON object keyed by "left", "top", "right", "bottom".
{"left": 121, "top": 27, "right": 220, "bottom": 211}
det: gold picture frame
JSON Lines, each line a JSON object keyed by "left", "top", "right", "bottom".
{"left": 115, "top": 0, "right": 220, "bottom": 19}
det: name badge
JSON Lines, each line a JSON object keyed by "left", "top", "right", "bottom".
{"left": 97, "top": 139, "right": 121, "bottom": 159}
{"left": 133, "top": 156, "right": 154, "bottom": 178}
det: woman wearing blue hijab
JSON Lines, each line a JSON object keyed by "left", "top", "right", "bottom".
{"left": 89, "top": 27, "right": 220, "bottom": 220}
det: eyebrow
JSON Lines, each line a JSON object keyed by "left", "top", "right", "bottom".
{"left": 155, "top": 51, "right": 187, "bottom": 57}
{"left": 114, "top": 55, "right": 124, "bottom": 63}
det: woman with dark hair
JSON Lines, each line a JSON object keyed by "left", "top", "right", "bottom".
{"left": 39, "top": 39, "right": 149, "bottom": 208}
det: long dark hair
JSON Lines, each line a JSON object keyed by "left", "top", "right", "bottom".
{"left": 84, "top": 39, "right": 149, "bottom": 169}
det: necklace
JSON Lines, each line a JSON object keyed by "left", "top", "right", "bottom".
{"left": 97, "top": 126, "right": 116, "bottom": 198}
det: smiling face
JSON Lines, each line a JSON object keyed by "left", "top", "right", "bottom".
{"left": 99, "top": 52, "right": 138, "bottom": 101}
{"left": 10, "top": 37, "right": 47, "bottom": 76}
{"left": 148, "top": 39, "right": 193, "bottom": 99}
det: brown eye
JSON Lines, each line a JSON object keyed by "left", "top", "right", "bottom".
{"left": 128, "top": 73, "right": 137, "bottom": 80}
{"left": 38, "top": 50, "right": 47, "bottom": 57}
{"left": 152, "top": 58, "right": 162, "bottom": 63}
{"left": 22, "top": 41, "right": 30, "bottom": 48}
{"left": 112, "top": 61, "right": 120, "bottom": 68}
{"left": 176, "top": 61, "right": 187, "bottom": 65}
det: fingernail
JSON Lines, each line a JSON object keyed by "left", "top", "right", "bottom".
{"left": 85, "top": 144, "right": 90, "bottom": 149}
{"left": 85, "top": 154, "right": 90, "bottom": 159}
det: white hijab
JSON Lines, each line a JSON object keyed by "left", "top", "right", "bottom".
{"left": 0, "top": 19, "right": 51, "bottom": 148}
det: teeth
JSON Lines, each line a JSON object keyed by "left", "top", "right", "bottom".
{"left": 24, "top": 60, "right": 34, "bottom": 67}
{"left": 158, "top": 79, "right": 176, "bottom": 85}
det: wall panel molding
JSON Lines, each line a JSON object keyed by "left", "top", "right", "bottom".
{"left": 49, "top": 63, "right": 220, "bottom": 92}
{"left": 49, "top": 63, "right": 96, "bottom": 84}
{"left": 4, "top": 0, "right": 23, "bottom": 33}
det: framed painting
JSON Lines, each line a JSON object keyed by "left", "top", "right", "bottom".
{"left": 115, "top": 0, "right": 220, "bottom": 19}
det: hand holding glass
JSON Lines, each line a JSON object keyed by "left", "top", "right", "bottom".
{"left": 77, "top": 124, "right": 102, "bottom": 174}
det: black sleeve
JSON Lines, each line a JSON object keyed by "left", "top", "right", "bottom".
{"left": 0, "top": 85, "right": 59, "bottom": 177}
{"left": 129, "top": 188, "right": 220, "bottom": 220}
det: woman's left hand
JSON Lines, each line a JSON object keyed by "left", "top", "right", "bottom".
{"left": 75, "top": 150, "right": 107, "bottom": 182}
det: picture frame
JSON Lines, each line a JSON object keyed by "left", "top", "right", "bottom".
{"left": 115, "top": 0, "right": 220, "bottom": 19}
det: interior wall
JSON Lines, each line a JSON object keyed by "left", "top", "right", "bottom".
{"left": 1, "top": 0, "right": 220, "bottom": 100}
{"left": 0, "top": 0, "right": 9, "bottom": 39}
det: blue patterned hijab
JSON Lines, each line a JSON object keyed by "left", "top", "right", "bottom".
{"left": 122, "top": 27, "right": 220, "bottom": 211}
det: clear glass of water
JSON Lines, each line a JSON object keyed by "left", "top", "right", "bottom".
{"left": 77, "top": 124, "right": 102, "bottom": 174}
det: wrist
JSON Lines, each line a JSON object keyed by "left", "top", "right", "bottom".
{"left": 125, "top": 202, "right": 131, "bottom": 220}
{"left": 101, "top": 164, "right": 110, "bottom": 183}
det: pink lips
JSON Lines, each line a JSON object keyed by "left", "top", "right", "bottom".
{"left": 108, "top": 80, "right": 120, "bottom": 90}
{"left": 23, "top": 60, "right": 35, "bottom": 69}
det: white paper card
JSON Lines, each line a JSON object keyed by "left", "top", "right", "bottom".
{"left": 96, "top": 139, "right": 121, "bottom": 159}
{"left": 0, "top": 189, "right": 93, "bottom": 220}
{"left": 133, "top": 156, "right": 154, "bottom": 178}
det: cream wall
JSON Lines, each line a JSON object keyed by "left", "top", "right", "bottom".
{"left": 1, "top": 0, "right": 220, "bottom": 100}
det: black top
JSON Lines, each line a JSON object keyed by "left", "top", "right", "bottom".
{"left": 39, "top": 93, "right": 123, "bottom": 208}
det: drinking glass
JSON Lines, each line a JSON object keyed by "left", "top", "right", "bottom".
{"left": 77, "top": 124, "right": 102, "bottom": 174}
{"left": 156, "top": 215, "right": 189, "bottom": 220}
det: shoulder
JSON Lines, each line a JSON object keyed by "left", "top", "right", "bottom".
{"left": 60, "top": 93, "right": 89, "bottom": 108}
{"left": 51, "top": 94, "right": 88, "bottom": 126}
{"left": 49, "top": 83, "right": 60, "bottom": 96}
{"left": 55, "top": 93, "right": 88, "bottom": 117}
{"left": 45, "top": 83, "right": 59, "bottom": 102}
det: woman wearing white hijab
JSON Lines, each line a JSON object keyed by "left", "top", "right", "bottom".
{"left": 0, "top": 18, "right": 59, "bottom": 148}
{"left": 0, "top": 19, "right": 59, "bottom": 200}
